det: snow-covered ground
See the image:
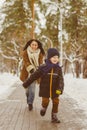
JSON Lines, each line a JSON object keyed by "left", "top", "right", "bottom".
{"left": 0, "top": 72, "right": 18, "bottom": 100}
{"left": 0, "top": 72, "right": 87, "bottom": 116}
{"left": 64, "top": 74, "right": 87, "bottom": 115}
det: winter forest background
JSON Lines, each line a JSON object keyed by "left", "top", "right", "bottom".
{"left": 0, "top": 0, "right": 87, "bottom": 79}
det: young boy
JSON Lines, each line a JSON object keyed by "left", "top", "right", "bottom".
{"left": 23, "top": 48, "right": 64, "bottom": 123}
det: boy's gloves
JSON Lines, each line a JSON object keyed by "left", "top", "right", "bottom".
{"left": 22, "top": 83, "right": 27, "bottom": 89}
{"left": 56, "top": 90, "right": 61, "bottom": 95}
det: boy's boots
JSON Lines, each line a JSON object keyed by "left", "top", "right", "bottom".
{"left": 40, "top": 107, "right": 47, "bottom": 116}
{"left": 51, "top": 113, "right": 60, "bottom": 123}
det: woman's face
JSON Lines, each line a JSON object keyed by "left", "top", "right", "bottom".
{"left": 30, "top": 41, "right": 38, "bottom": 51}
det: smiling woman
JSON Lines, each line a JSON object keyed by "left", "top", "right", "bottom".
{"left": 20, "top": 39, "right": 45, "bottom": 111}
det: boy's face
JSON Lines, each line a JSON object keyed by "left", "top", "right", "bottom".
{"left": 50, "top": 56, "right": 59, "bottom": 64}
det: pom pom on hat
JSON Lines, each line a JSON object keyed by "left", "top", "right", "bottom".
{"left": 47, "top": 48, "right": 60, "bottom": 59}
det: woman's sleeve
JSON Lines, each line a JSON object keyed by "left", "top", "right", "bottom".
{"left": 23, "top": 50, "right": 34, "bottom": 72}
{"left": 39, "top": 52, "right": 45, "bottom": 65}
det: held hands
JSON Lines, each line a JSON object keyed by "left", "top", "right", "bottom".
{"left": 30, "top": 69, "right": 34, "bottom": 74}
{"left": 56, "top": 90, "right": 61, "bottom": 95}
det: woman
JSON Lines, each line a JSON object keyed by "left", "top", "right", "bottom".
{"left": 20, "top": 39, "right": 45, "bottom": 111}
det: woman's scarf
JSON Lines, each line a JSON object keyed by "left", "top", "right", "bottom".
{"left": 39, "top": 59, "right": 60, "bottom": 74}
{"left": 27, "top": 46, "right": 40, "bottom": 69}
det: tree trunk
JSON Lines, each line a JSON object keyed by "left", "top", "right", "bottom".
{"left": 32, "top": 0, "right": 35, "bottom": 39}
{"left": 75, "top": 60, "right": 81, "bottom": 78}
{"left": 83, "top": 49, "right": 87, "bottom": 78}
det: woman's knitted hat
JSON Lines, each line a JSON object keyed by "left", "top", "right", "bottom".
{"left": 47, "top": 48, "right": 60, "bottom": 59}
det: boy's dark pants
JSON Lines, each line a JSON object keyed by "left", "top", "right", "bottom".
{"left": 42, "top": 97, "right": 59, "bottom": 113}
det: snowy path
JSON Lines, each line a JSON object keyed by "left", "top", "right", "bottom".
{"left": 0, "top": 73, "right": 87, "bottom": 129}
{"left": 0, "top": 81, "right": 87, "bottom": 130}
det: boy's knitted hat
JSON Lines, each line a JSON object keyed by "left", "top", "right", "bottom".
{"left": 47, "top": 48, "right": 60, "bottom": 59}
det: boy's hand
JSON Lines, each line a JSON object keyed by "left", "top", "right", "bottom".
{"left": 56, "top": 90, "right": 61, "bottom": 95}
{"left": 23, "top": 86, "right": 27, "bottom": 89}
{"left": 22, "top": 83, "right": 27, "bottom": 89}
{"left": 30, "top": 69, "right": 34, "bottom": 74}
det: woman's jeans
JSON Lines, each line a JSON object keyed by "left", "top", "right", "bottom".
{"left": 25, "top": 82, "right": 36, "bottom": 105}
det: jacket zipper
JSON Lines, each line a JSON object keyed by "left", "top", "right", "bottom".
{"left": 50, "top": 68, "right": 53, "bottom": 98}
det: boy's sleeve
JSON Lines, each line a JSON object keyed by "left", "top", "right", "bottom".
{"left": 23, "top": 69, "right": 42, "bottom": 88}
{"left": 58, "top": 68, "right": 64, "bottom": 94}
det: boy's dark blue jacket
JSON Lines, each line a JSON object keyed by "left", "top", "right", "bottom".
{"left": 23, "top": 63, "right": 64, "bottom": 99}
